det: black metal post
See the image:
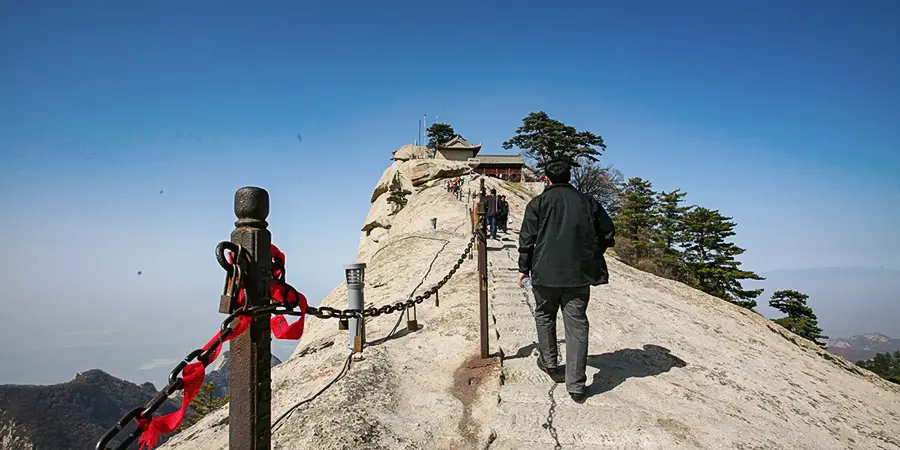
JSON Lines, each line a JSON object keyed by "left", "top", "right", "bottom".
{"left": 477, "top": 178, "right": 489, "bottom": 359}
{"left": 229, "top": 187, "right": 272, "bottom": 450}
{"left": 469, "top": 203, "right": 475, "bottom": 260}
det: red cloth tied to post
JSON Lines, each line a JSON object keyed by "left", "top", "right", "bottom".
{"left": 135, "top": 243, "right": 308, "bottom": 449}
{"left": 269, "top": 244, "right": 308, "bottom": 340}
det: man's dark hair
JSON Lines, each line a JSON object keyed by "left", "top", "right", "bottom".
{"left": 545, "top": 160, "right": 572, "bottom": 184}
{"left": 490, "top": 189, "right": 497, "bottom": 195}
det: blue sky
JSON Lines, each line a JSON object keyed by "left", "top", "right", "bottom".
{"left": 1, "top": 0, "right": 898, "bottom": 386}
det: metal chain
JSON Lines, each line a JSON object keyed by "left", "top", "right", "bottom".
{"left": 308, "top": 231, "right": 476, "bottom": 320}
{"left": 98, "top": 228, "right": 479, "bottom": 450}
{"left": 96, "top": 245, "right": 298, "bottom": 450}
{"left": 97, "top": 307, "right": 305, "bottom": 449}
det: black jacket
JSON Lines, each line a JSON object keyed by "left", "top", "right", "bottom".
{"left": 518, "top": 183, "right": 616, "bottom": 287}
{"left": 485, "top": 195, "right": 499, "bottom": 217}
{"left": 499, "top": 199, "right": 509, "bottom": 216}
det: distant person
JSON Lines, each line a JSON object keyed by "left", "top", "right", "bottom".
{"left": 485, "top": 188, "right": 499, "bottom": 239}
{"left": 517, "top": 160, "right": 616, "bottom": 404}
{"left": 498, "top": 195, "right": 509, "bottom": 233}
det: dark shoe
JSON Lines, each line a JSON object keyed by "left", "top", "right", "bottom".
{"left": 536, "top": 357, "right": 565, "bottom": 384}
{"left": 569, "top": 392, "right": 586, "bottom": 404}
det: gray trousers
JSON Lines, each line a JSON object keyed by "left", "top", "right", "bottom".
{"left": 532, "top": 285, "right": 591, "bottom": 394}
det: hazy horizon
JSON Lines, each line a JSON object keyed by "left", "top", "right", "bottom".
{"left": 751, "top": 267, "right": 900, "bottom": 340}
{"left": 2, "top": 1, "right": 898, "bottom": 388}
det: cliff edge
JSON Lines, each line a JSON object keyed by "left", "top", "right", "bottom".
{"left": 160, "top": 150, "right": 900, "bottom": 450}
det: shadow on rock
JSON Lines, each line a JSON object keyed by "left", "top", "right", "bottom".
{"left": 504, "top": 341, "right": 567, "bottom": 361}
{"left": 585, "top": 344, "right": 687, "bottom": 397}
{"left": 504, "top": 343, "right": 538, "bottom": 360}
{"left": 366, "top": 323, "right": 425, "bottom": 347}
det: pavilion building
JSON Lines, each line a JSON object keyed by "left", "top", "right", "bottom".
{"left": 433, "top": 135, "right": 526, "bottom": 182}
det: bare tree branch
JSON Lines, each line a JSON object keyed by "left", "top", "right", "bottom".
{"left": 571, "top": 160, "right": 623, "bottom": 213}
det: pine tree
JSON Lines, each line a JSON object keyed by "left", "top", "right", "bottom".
{"left": 426, "top": 122, "right": 456, "bottom": 149}
{"left": 656, "top": 189, "right": 689, "bottom": 253}
{"left": 502, "top": 111, "right": 607, "bottom": 170}
{"left": 613, "top": 177, "right": 660, "bottom": 261}
{"left": 681, "top": 206, "right": 764, "bottom": 309}
{"left": 177, "top": 382, "right": 229, "bottom": 432}
{"left": 768, "top": 290, "right": 827, "bottom": 346}
{"left": 386, "top": 172, "right": 412, "bottom": 215}
{"left": 856, "top": 351, "right": 900, "bottom": 384}
{"left": 615, "top": 177, "right": 656, "bottom": 240}
{"left": 654, "top": 189, "right": 691, "bottom": 280}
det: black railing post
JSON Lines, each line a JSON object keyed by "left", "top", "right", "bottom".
{"left": 230, "top": 186, "right": 272, "bottom": 450}
{"left": 477, "top": 178, "right": 489, "bottom": 359}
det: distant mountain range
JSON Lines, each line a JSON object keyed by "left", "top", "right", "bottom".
{"left": 0, "top": 352, "right": 283, "bottom": 450}
{"left": 828, "top": 333, "right": 900, "bottom": 362}
{"left": 748, "top": 266, "right": 900, "bottom": 339}
{"left": 0, "top": 369, "right": 180, "bottom": 450}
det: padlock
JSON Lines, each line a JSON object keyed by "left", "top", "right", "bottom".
{"left": 218, "top": 265, "right": 242, "bottom": 314}
{"left": 338, "top": 318, "right": 349, "bottom": 330}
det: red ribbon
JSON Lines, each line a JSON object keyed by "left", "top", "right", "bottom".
{"left": 136, "top": 244, "right": 307, "bottom": 449}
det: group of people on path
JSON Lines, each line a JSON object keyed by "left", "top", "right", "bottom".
{"left": 446, "top": 177, "right": 464, "bottom": 201}
{"left": 482, "top": 189, "right": 509, "bottom": 239}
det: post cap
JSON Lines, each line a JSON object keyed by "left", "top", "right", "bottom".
{"left": 344, "top": 261, "right": 367, "bottom": 270}
{"left": 234, "top": 187, "right": 269, "bottom": 226}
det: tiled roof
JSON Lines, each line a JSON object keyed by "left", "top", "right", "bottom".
{"left": 469, "top": 154, "right": 525, "bottom": 165}
{"left": 437, "top": 135, "right": 483, "bottom": 153}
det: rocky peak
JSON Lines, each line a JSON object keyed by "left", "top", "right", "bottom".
{"left": 0, "top": 370, "right": 179, "bottom": 450}
{"left": 862, "top": 333, "right": 891, "bottom": 343}
{"left": 828, "top": 333, "right": 900, "bottom": 362}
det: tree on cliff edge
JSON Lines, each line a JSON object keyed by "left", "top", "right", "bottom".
{"left": 614, "top": 177, "right": 661, "bottom": 262}
{"left": 502, "top": 111, "right": 607, "bottom": 170}
{"left": 681, "top": 207, "right": 764, "bottom": 309}
{"left": 655, "top": 188, "right": 692, "bottom": 280}
{"left": 426, "top": 122, "right": 457, "bottom": 149}
{"left": 176, "top": 382, "right": 228, "bottom": 432}
{"left": 769, "top": 290, "right": 827, "bottom": 346}
{"left": 386, "top": 172, "right": 412, "bottom": 214}
{"left": 857, "top": 351, "right": 900, "bottom": 384}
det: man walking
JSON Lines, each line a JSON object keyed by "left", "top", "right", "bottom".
{"left": 517, "top": 160, "right": 615, "bottom": 403}
{"left": 498, "top": 195, "right": 509, "bottom": 233}
{"left": 485, "top": 188, "right": 500, "bottom": 239}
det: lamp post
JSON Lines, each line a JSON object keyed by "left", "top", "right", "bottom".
{"left": 344, "top": 262, "right": 367, "bottom": 353}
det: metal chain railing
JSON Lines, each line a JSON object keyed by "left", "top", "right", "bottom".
{"left": 97, "top": 225, "right": 479, "bottom": 450}
{"left": 310, "top": 232, "right": 476, "bottom": 321}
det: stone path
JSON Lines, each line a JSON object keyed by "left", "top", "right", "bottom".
{"left": 485, "top": 233, "right": 623, "bottom": 450}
